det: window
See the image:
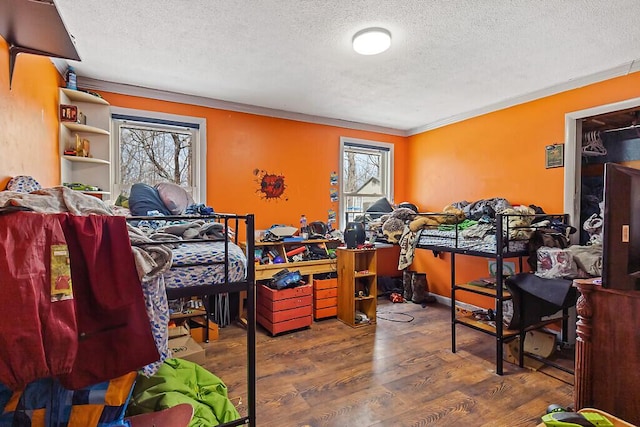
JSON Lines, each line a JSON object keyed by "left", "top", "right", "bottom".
{"left": 111, "top": 108, "right": 206, "bottom": 202}
{"left": 339, "top": 137, "right": 393, "bottom": 228}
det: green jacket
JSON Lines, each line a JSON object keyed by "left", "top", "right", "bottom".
{"left": 127, "top": 358, "right": 240, "bottom": 426}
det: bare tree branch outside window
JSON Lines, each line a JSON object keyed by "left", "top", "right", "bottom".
{"left": 119, "top": 125, "right": 193, "bottom": 189}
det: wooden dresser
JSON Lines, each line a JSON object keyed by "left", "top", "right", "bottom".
{"left": 574, "top": 278, "right": 640, "bottom": 425}
{"left": 313, "top": 277, "right": 338, "bottom": 320}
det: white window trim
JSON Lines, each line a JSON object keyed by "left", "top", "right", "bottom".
{"left": 339, "top": 136, "right": 394, "bottom": 229}
{"left": 110, "top": 107, "right": 207, "bottom": 203}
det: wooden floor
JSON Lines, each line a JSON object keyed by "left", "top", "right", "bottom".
{"left": 202, "top": 299, "right": 574, "bottom": 427}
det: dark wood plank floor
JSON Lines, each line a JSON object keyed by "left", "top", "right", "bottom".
{"left": 202, "top": 299, "right": 574, "bottom": 427}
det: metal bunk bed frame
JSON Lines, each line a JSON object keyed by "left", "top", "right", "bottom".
{"left": 128, "top": 213, "right": 256, "bottom": 426}
{"left": 416, "top": 212, "right": 571, "bottom": 375}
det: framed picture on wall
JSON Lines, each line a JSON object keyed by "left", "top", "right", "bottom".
{"left": 59, "top": 104, "right": 77, "bottom": 122}
{"left": 545, "top": 144, "right": 564, "bottom": 168}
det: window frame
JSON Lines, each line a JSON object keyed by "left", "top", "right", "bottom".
{"left": 110, "top": 107, "right": 207, "bottom": 203}
{"left": 339, "top": 136, "right": 394, "bottom": 230}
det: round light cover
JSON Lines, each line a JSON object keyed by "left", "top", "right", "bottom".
{"left": 352, "top": 27, "right": 391, "bottom": 55}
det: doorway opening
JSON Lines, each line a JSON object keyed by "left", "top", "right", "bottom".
{"left": 564, "top": 97, "right": 640, "bottom": 244}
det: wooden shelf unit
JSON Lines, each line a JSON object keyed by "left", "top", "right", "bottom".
{"left": 252, "top": 239, "right": 337, "bottom": 281}
{"left": 239, "top": 239, "right": 337, "bottom": 325}
{"left": 58, "top": 88, "right": 111, "bottom": 198}
{"left": 337, "top": 248, "right": 377, "bottom": 328}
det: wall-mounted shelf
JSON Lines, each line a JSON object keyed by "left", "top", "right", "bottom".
{"left": 62, "top": 155, "right": 110, "bottom": 165}
{"left": 59, "top": 88, "right": 112, "bottom": 198}
{"left": 62, "top": 122, "right": 110, "bottom": 135}
{"left": 60, "top": 88, "right": 109, "bottom": 105}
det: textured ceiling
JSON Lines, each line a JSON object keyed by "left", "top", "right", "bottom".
{"left": 53, "top": 0, "right": 640, "bottom": 134}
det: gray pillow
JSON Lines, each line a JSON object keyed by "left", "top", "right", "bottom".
{"left": 156, "top": 182, "right": 194, "bottom": 215}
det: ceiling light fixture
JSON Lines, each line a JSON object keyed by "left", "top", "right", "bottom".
{"left": 352, "top": 27, "right": 391, "bottom": 55}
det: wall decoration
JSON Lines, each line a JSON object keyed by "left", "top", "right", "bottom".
{"left": 545, "top": 144, "right": 564, "bottom": 168}
{"left": 330, "top": 188, "right": 338, "bottom": 202}
{"left": 253, "top": 169, "right": 287, "bottom": 200}
{"left": 327, "top": 209, "right": 336, "bottom": 229}
{"left": 59, "top": 104, "right": 77, "bottom": 122}
{"left": 330, "top": 171, "right": 338, "bottom": 186}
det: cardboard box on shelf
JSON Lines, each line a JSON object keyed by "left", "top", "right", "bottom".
{"left": 189, "top": 319, "right": 219, "bottom": 343}
{"left": 168, "top": 335, "right": 206, "bottom": 365}
{"left": 168, "top": 323, "right": 190, "bottom": 339}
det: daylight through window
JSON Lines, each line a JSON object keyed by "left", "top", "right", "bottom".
{"left": 340, "top": 137, "right": 393, "bottom": 228}
{"left": 112, "top": 113, "right": 204, "bottom": 201}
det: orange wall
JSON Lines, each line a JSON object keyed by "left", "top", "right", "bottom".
{"left": 407, "top": 71, "right": 640, "bottom": 305}
{"left": 99, "top": 91, "right": 407, "bottom": 233}
{"left": 5, "top": 33, "right": 640, "bottom": 303}
{"left": 0, "top": 37, "right": 62, "bottom": 189}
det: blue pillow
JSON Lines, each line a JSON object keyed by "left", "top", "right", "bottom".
{"left": 129, "top": 183, "right": 171, "bottom": 216}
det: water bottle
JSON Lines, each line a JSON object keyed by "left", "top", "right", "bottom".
{"left": 300, "top": 215, "right": 308, "bottom": 239}
{"left": 66, "top": 66, "right": 77, "bottom": 90}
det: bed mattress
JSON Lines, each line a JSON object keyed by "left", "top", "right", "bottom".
{"left": 417, "top": 229, "right": 528, "bottom": 254}
{"left": 164, "top": 241, "right": 247, "bottom": 288}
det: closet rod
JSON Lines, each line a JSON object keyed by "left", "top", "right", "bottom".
{"left": 601, "top": 123, "right": 640, "bottom": 134}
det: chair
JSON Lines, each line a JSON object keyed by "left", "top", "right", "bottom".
{"left": 124, "top": 403, "right": 194, "bottom": 427}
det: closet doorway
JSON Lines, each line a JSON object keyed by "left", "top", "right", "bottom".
{"left": 564, "top": 97, "right": 640, "bottom": 244}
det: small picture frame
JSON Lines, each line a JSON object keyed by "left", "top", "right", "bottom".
{"left": 82, "top": 138, "right": 90, "bottom": 157}
{"left": 59, "top": 104, "right": 78, "bottom": 122}
{"left": 545, "top": 144, "right": 564, "bottom": 168}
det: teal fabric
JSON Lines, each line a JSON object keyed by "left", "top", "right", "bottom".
{"left": 127, "top": 358, "right": 240, "bottom": 427}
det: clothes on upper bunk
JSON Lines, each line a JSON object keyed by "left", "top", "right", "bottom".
{"left": 0, "top": 211, "right": 159, "bottom": 391}
{"left": 138, "top": 275, "right": 171, "bottom": 378}
{"left": 128, "top": 182, "right": 213, "bottom": 217}
{"left": 127, "top": 224, "right": 174, "bottom": 280}
{"left": 129, "top": 183, "right": 172, "bottom": 216}
{"left": 0, "top": 186, "right": 112, "bottom": 216}
{"left": 0, "top": 212, "right": 78, "bottom": 391}
{"left": 0, "top": 188, "right": 174, "bottom": 379}
{"left": 398, "top": 226, "right": 419, "bottom": 270}
{"left": 461, "top": 197, "right": 511, "bottom": 221}
{"left": 56, "top": 213, "right": 160, "bottom": 390}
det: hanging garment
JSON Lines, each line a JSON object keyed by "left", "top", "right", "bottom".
{"left": 0, "top": 212, "right": 78, "bottom": 390}
{"left": 56, "top": 214, "right": 159, "bottom": 390}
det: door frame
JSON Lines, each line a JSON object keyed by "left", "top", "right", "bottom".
{"left": 564, "top": 96, "right": 640, "bottom": 242}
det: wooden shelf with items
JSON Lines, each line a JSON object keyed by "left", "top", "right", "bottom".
{"left": 238, "top": 239, "right": 338, "bottom": 326}
{"left": 454, "top": 282, "right": 512, "bottom": 299}
{"left": 250, "top": 239, "right": 338, "bottom": 281}
{"left": 58, "top": 87, "right": 111, "bottom": 198}
{"left": 168, "top": 298, "right": 219, "bottom": 343}
{"left": 337, "top": 247, "right": 377, "bottom": 328}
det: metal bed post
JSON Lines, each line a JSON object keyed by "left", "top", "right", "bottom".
{"left": 451, "top": 251, "right": 456, "bottom": 354}
{"left": 495, "top": 213, "right": 505, "bottom": 375}
{"left": 244, "top": 214, "right": 256, "bottom": 427}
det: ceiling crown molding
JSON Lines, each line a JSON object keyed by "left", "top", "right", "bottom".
{"left": 76, "top": 77, "right": 408, "bottom": 137}
{"left": 407, "top": 59, "right": 640, "bottom": 136}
